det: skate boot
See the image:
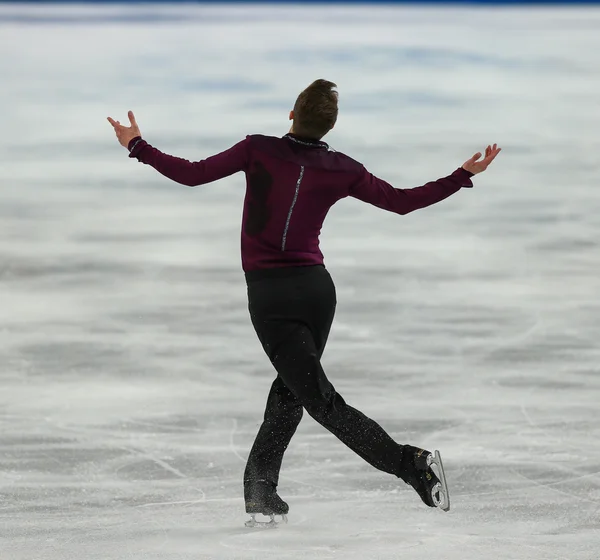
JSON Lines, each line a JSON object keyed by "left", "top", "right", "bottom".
{"left": 244, "top": 480, "right": 289, "bottom": 528}
{"left": 399, "top": 446, "right": 450, "bottom": 511}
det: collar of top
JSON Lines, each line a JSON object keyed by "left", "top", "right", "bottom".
{"left": 284, "top": 133, "right": 329, "bottom": 150}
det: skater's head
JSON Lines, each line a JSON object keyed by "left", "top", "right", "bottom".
{"left": 289, "top": 79, "right": 338, "bottom": 141}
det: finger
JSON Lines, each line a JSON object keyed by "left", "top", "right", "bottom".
{"left": 485, "top": 149, "right": 501, "bottom": 164}
{"left": 128, "top": 110, "right": 137, "bottom": 127}
{"left": 471, "top": 152, "right": 482, "bottom": 162}
{"left": 109, "top": 122, "right": 124, "bottom": 133}
{"left": 107, "top": 117, "right": 118, "bottom": 127}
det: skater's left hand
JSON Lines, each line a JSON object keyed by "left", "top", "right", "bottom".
{"left": 462, "top": 144, "right": 501, "bottom": 175}
{"left": 107, "top": 110, "right": 141, "bottom": 149}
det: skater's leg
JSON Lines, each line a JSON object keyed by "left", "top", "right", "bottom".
{"left": 247, "top": 318, "right": 446, "bottom": 509}
{"left": 244, "top": 376, "right": 303, "bottom": 487}
{"left": 244, "top": 266, "right": 335, "bottom": 488}
{"left": 267, "top": 320, "right": 407, "bottom": 477}
{"left": 243, "top": 321, "right": 330, "bottom": 488}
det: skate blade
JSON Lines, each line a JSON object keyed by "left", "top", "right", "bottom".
{"left": 244, "top": 514, "right": 288, "bottom": 528}
{"left": 428, "top": 450, "right": 450, "bottom": 512}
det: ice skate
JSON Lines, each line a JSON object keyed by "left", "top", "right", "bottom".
{"left": 400, "top": 446, "right": 450, "bottom": 512}
{"left": 244, "top": 480, "right": 289, "bottom": 528}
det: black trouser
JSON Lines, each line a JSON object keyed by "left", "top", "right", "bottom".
{"left": 243, "top": 264, "right": 407, "bottom": 488}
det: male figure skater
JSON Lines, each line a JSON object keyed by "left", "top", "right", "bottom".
{"left": 108, "top": 79, "right": 500, "bottom": 526}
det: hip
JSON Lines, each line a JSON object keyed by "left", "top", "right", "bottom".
{"left": 246, "top": 265, "right": 336, "bottom": 319}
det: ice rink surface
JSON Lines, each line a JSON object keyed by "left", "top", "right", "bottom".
{"left": 1, "top": 3, "right": 600, "bottom": 559}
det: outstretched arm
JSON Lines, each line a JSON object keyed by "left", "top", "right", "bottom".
{"left": 349, "top": 144, "right": 501, "bottom": 215}
{"left": 107, "top": 111, "right": 249, "bottom": 186}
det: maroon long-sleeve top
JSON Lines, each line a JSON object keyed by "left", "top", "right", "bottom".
{"left": 127, "top": 133, "right": 474, "bottom": 273}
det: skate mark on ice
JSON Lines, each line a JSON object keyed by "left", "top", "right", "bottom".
{"left": 47, "top": 415, "right": 193, "bottom": 481}
{"left": 419, "top": 530, "right": 563, "bottom": 559}
{"left": 123, "top": 417, "right": 206, "bottom": 433}
{"left": 228, "top": 417, "right": 248, "bottom": 464}
{"left": 419, "top": 405, "right": 472, "bottom": 448}
{"left": 135, "top": 487, "right": 207, "bottom": 509}
{"left": 130, "top": 503, "right": 172, "bottom": 553}
{"left": 219, "top": 543, "right": 335, "bottom": 560}
{"left": 456, "top": 458, "right": 600, "bottom": 501}
{"left": 457, "top": 310, "right": 544, "bottom": 365}
{"left": 519, "top": 401, "right": 587, "bottom": 454}
{"left": 508, "top": 467, "right": 600, "bottom": 505}
{"left": 219, "top": 517, "right": 330, "bottom": 560}
{"left": 114, "top": 445, "right": 189, "bottom": 479}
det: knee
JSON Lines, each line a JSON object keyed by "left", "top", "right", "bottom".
{"left": 303, "top": 391, "right": 342, "bottom": 423}
{"left": 303, "top": 400, "right": 326, "bottom": 421}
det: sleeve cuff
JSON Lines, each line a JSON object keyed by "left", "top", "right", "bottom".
{"left": 455, "top": 167, "right": 474, "bottom": 188}
{"left": 128, "top": 136, "right": 148, "bottom": 158}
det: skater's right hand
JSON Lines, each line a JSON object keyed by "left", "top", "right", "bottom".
{"left": 462, "top": 144, "right": 501, "bottom": 175}
{"left": 107, "top": 110, "right": 142, "bottom": 150}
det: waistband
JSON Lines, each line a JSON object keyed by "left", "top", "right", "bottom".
{"left": 244, "top": 264, "right": 325, "bottom": 283}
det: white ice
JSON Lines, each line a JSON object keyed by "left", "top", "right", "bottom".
{"left": 1, "top": 4, "right": 600, "bottom": 559}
